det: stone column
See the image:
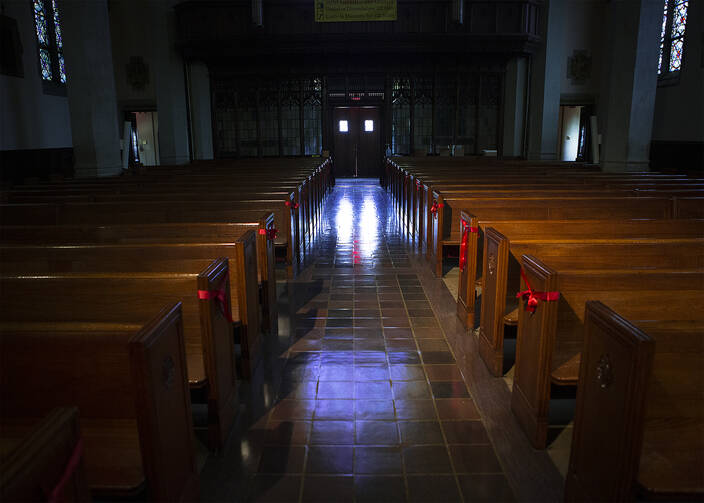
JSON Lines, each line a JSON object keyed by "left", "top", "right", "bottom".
{"left": 61, "top": 0, "right": 122, "bottom": 177}
{"left": 503, "top": 56, "right": 528, "bottom": 157}
{"left": 149, "top": 1, "right": 190, "bottom": 165}
{"left": 526, "top": 0, "right": 567, "bottom": 160}
{"left": 599, "top": 0, "right": 663, "bottom": 171}
{"left": 188, "top": 62, "right": 214, "bottom": 160}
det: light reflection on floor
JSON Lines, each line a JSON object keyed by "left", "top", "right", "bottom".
{"left": 199, "top": 179, "right": 516, "bottom": 503}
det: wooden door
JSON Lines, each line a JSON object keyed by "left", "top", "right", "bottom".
{"left": 333, "top": 107, "right": 381, "bottom": 178}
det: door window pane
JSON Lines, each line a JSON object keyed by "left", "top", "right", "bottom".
{"left": 339, "top": 120, "right": 349, "bottom": 132}
{"left": 364, "top": 120, "right": 374, "bottom": 132}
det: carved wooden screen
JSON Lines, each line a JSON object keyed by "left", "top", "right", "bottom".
{"left": 259, "top": 80, "right": 279, "bottom": 157}
{"left": 434, "top": 74, "right": 456, "bottom": 150}
{"left": 303, "top": 78, "right": 323, "bottom": 156}
{"left": 478, "top": 73, "right": 501, "bottom": 152}
{"left": 391, "top": 77, "right": 411, "bottom": 155}
{"left": 413, "top": 75, "right": 433, "bottom": 154}
{"left": 457, "top": 74, "right": 479, "bottom": 154}
{"left": 280, "top": 79, "right": 301, "bottom": 156}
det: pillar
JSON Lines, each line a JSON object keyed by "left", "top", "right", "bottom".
{"left": 61, "top": 0, "right": 122, "bottom": 177}
{"left": 526, "top": 0, "right": 567, "bottom": 160}
{"left": 503, "top": 57, "right": 528, "bottom": 158}
{"left": 599, "top": 0, "right": 663, "bottom": 171}
{"left": 188, "top": 62, "right": 214, "bottom": 160}
{"left": 149, "top": 1, "right": 190, "bottom": 165}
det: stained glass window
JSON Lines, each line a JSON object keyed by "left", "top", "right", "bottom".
{"left": 32, "top": 0, "right": 66, "bottom": 85}
{"left": 658, "top": 0, "right": 688, "bottom": 77}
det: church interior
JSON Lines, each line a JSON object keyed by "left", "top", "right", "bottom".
{"left": 0, "top": 0, "right": 702, "bottom": 501}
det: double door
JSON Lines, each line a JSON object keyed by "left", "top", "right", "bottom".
{"left": 332, "top": 107, "right": 381, "bottom": 178}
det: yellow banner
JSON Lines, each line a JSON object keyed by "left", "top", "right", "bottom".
{"left": 315, "top": 0, "right": 397, "bottom": 22}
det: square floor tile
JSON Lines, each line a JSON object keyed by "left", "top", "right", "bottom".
{"left": 311, "top": 420, "right": 354, "bottom": 444}
{"left": 354, "top": 446, "right": 402, "bottom": 474}
{"left": 421, "top": 351, "right": 456, "bottom": 364}
{"left": 435, "top": 398, "right": 479, "bottom": 419}
{"left": 394, "top": 400, "right": 437, "bottom": 420}
{"left": 317, "top": 381, "right": 354, "bottom": 399}
{"left": 277, "top": 381, "right": 318, "bottom": 400}
{"left": 442, "top": 421, "right": 490, "bottom": 444}
{"left": 430, "top": 382, "right": 470, "bottom": 398}
{"left": 355, "top": 421, "right": 399, "bottom": 445}
{"left": 392, "top": 381, "right": 432, "bottom": 400}
{"left": 406, "top": 475, "right": 462, "bottom": 502}
{"left": 385, "top": 339, "right": 417, "bottom": 350}
{"left": 424, "top": 364, "right": 463, "bottom": 382}
{"left": 355, "top": 381, "right": 392, "bottom": 399}
{"left": 403, "top": 445, "right": 453, "bottom": 474}
{"left": 389, "top": 365, "right": 426, "bottom": 381}
{"left": 355, "top": 339, "right": 386, "bottom": 351}
{"left": 314, "top": 400, "right": 354, "bottom": 420}
{"left": 450, "top": 445, "right": 503, "bottom": 473}
{"left": 306, "top": 446, "right": 354, "bottom": 473}
{"left": 399, "top": 421, "right": 444, "bottom": 445}
{"left": 388, "top": 351, "right": 421, "bottom": 364}
{"left": 319, "top": 365, "right": 355, "bottom": 381}
{"left": 355, "top": 400, "right": 395, "bottom": 420}
{"left": 457, "top": 473, "right": 515, "bottom": 502}
{"left": 383, "top": 327, "right": 414, "bottom": 339}
{"left": 322, "top": 339, "right": 354, "bottom": 351}
{"left": 354, "top": 366, "right": 390, "bottom": 381}
{"left": 417, "top": 339, "right": 450, "bottom": 352}
{"left": 354, "top": 475, "right": 406, "bottom": 502}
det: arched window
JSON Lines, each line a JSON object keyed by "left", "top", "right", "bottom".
{"left": 658, "top": 0, "right": 688, "bottom": 78}
{"left": 32, "top": 0, "right": 66, "bottom": 88}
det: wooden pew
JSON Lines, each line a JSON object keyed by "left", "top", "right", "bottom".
{"left": 455, "top": 215, "right": 704, "bottom": 330}
{"left": 565, "top": 301, "right": 704, "bottom": 501}
{"left": 430, "top": 192, "right": 702, "bottom": 276}
{"left": 511, "top": 255, "right": 704, "bottom": 449}
{"left": 0, "top": 200, "right": 298, "bottom": 276}
{"left": 0, "top": 258, "right": 239, "bottom": 450}
{"left": 0, "top": 304, "right": 200, "bottom": 501}
{"left": 1, "top": 407, "right": 91, "bottom": 502}
{"left": 0, "top": 231, "right": 272, "bottom": 338}
{"left": 476, "top": 227, "right": 704, "bottom": 375}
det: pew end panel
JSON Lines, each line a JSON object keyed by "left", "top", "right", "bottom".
{"left": 477, "top": 227, "right": 510, "bottom": 376}
{"left": 456, "top": 211, "right": 479, "bottom": 329}
{"left": 258, "top": 212, "right": 278, "bottom": 334}
{"left": 197, "top": 258, "right": 239, "bottom": 450}
{"left": 0, "top": 407, "right": 91, "bottom": 503}
{"left": 128, "top": 302, "right": 200, "bottom": 501}
{"left": 510, "top": 255, "right": 560, "bottom": 449}
{"left": 429, "top": 190, "right": 445, "bottom": 277}
{"left": 565, "top": 301, "right": 655, "bottom": 503}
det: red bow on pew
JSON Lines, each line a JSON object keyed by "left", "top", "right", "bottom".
{"left": 430, "top": 201, "right": 444, "bottom": 218}
{"left": 285, "top": 201, "right": 300, "bottom": 210}
{"left": 516, "top": 269, "right": 560, "bottom": 314}
{"left": 198, "top": 274, "right": 235, "bottom": 323}
{"left": 259, "top": 227, "right": 279, "bottom": 240}
{"left": 459, "top": 221, "right": 478, "bottom": 272}
{"left": 48, "top": 438, "right": 84, "bottom": 503}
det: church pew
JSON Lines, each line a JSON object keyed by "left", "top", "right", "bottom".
{"left": 455, "top": 216, "right": 704, "bottom": 330}
{"left": 565, "top": 301, "right": 704, "bottom": 502}
{"left": 0, "top": 304, "right": 200, "bottom": 501}
{"left": 429, "top": 192, "right": 700, "bottom": 277}
{"left": 0, "top": 258, "right": 240, "bottom": 450}
{"left": 511, "top": 255, "right": 704, "bottom": 449}
{"left": 0, "top": 407, "right": 91, "bottom": 503}
{"left": 0, "top": 240, "right": 264, "bottom": 343}
{"left": 0, "top": 199, "right": 299, "bottom": 276}
{"left": 0, "top": 219, "right": 277, "bottom": 335}
{"left": 476, "top": 228, "right": 704, "bottom": 375}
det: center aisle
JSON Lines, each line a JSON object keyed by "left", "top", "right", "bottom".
{"left": 200, "top": 179, "right": 549, "bottom": 502}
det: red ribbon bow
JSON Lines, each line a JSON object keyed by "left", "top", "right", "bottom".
{"left": 198, "top": 274, "right": 234, "bottom": 323}
{"left": 48, "top": 438, "right": 84, "bottom": 503}
{"left": 259, "top": 227, "right": 278, "bottom": 240}
{"left": 284, "top": 201, "right": 300, "bottom": 210}
{"left": 516, "top": 269, "right": 560, "bottom": 314}
{"left": 430, "top": 201, "right": 443, "bottom": 218}
{"left": 459, "top": 221, "right": 478, "bottom": 272}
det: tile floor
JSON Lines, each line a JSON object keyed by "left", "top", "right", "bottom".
{"left": 200, "top": 179, "right": 516, "bottom": 502}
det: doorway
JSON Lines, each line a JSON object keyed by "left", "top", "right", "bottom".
{"left": 332, "top": 107, "right": 381, "bottom": 178}
{"left": 124, "top": 111, "right": 160, "bottom": 167}
{"left": 557, "top": 105, "right": 593, "bottom": 162}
